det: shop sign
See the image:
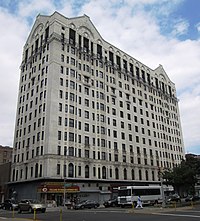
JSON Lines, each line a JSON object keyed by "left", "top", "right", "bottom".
{"left": 42, "top": 187, "right": 48, "bottom": 192}
{"left": 65, "top": 186, "right": 80, "bottom": 193}
{"left": 38, "top": 183, "right": 80, "bottom": 193}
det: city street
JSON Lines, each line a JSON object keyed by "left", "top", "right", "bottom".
{"left": 1, "top": 205, "right": 200, "bottom": 221}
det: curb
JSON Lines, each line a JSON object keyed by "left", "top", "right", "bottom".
{"left": 126, "top": 205, "right": 196, "bottom": 214}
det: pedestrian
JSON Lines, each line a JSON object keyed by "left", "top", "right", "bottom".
{"left": 52, "top": 200, "right": 56, "bottom": 207}
{"left": 136, "top": 196, "right": 143, "bottom": 208}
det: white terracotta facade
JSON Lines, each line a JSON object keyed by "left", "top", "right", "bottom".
{"left": 10, "top": 12, "right": 185, "bottom": 201}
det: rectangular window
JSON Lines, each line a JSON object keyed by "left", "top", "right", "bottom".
{"left": 60, "top": 78, "right": 63, "bottom": 86}
{"left": 85, "top": 111, "right": 89, "bottom": 119}
{"left": 70, "top": 81, "right": 75, "bottom": 89}
{"left": 58, "top": 131, "right": 61, "bottom": 140}
{"left": 57, "top": 164, "right": 61, "bottom": 175}
{"left": 85, "top": 99, "right": 89, "bottom": 107}
{"left": 85, "top": 150, "right": 89, "bottom": 158}
{"left": 101, "top": 152, "right": 106, "bottom": 160}
{"left": 70, "top": 69, "right": 75, "bottom": 77}
{"left": 64, "top": 146, "right": 67, "bottom": 156}
{"left": 85, "top": 123, "right": 89, "bottom": 132}
{"left": 69, "top": 105, "right": 74, "bottom": 114}
{"left": 69, "top": 118, "right": 74, "bottom": 127}
{"left": 58, "top": 116, "right": 62, "bottom": 125}
{"left": 71, "top": 58, "right": 75, "bottom": 66}
{"left": 64, "top": 132, "right": 67, "bottom": 141}
{"left": 85, "top": 87, "right": 89, "bottom": 95}
{"left": 59, "top": 103, "right": 62, "bottom": 112}
{"left": 59, "top": 90, "right": 63, "bottom": 98}
{"left": 69, "top": 132, "right": 74, "bottom": 141}
{"left": 57, "top": 146, "right": 61, "bottom": 155}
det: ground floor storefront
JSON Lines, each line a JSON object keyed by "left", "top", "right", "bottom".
{"left": 8, "top": 178, "right": 162, "bottom": 206}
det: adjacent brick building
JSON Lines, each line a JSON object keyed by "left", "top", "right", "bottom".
{"left": 0, "top": 145, "right": 12, "bottom": 203}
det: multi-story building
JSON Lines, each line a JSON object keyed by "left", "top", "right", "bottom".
{"left": 10, "top": 12, "right": 185, "bottom": 205}
{"left": 0, "top": 145, "right": 12, "bottom": 165}
{"left": 0, "top": 145, "right": 12, "bottom": 203}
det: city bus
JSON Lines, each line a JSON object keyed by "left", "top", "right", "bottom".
{"left": 118, "top": 185, "right": 163, "bottom": 207}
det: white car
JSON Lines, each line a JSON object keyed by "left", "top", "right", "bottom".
{"left": 18, "top": 199, "right": 46, "bottom": 213}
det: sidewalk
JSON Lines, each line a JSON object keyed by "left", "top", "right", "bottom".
{"left": 127, "top": 204, "right": 195, "bottom": 214}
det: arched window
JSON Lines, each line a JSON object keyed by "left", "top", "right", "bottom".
{"left": 98, "top": 167, "right": 101, "bottom": 179}
{"left": 102, "top": 166, "right": 106, "bottom": 179}
{"left": 145, "top": 170, "right": 149, "bottom": 180}
{"left": 63, "top": 164, "right": 67, "bottom": 177}
{"left": 68, "top": 163, "right": 74, "bottom": 177}
{"left": 25, "top": 166, "right": 28, "bottom": 179}
{"left": 152, "top": 171, "right": 155, "bottom": 181}
{"left": 35, "top": 163, "right": 38, "bottom": 178}
{"left": 12, "top": 169, "right": 15, "bottom": 181}
{"left": 85, "top": 165, "right": 89, "bottom": 178}
{"left": 124, "top": 168, "right": 127, "bottom": 180}
{"left": 16, "top": 170, "right": 18, "bottom": 181}
{"left": 39, "top": 164, "right": 42, "bottom": 177}
{"left": 139, "top": 169, "right": 142, "bottom": 180}
{"left": 115, "top": 168, "right": 119, "bottom": 179}
{"left": 131, "top": 169, "right": 135, "bottom": 180}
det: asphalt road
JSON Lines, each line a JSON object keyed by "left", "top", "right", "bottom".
{"left": 1, "top": 205, "right": 200, "bottom": 221}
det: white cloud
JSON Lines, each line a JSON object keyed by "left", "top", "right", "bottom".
{"left": 171, "top": 19, "right": 189, "bottom": 37}
{"left": 0, "top": 9, "right": 29, "bottom": 146}
{"left": 195, "top": 22, "right": 200, "bottom": 33}
{"left": 18, "top": 0, "right": 55, "bottom": 18}
{"left": 179, "top": 90, "right": 200, "bottom": 151}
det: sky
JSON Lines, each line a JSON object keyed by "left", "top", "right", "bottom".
{"left": 0, "top": 0, "right": 200, "bottom": 154}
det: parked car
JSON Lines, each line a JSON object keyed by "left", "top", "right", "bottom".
{"left": 103, "top": 198, "right": 118, "bottom": 207}
{"left": 185, "top": 195, "right": 200, "bottom": 202}
{"left": 18, "top": 199, "right": 46, "bottom": 213}
{"left": 2, "top": 199, "right": 18, "bottom": 210}
{"left": 74, "top": 200, "right": 100, "bottom": 210}
{"left": 167, "top": 194, "right": 181, "bottom": 203}
{"left": 64, "top": 199, "right": 73, "bottom": 209}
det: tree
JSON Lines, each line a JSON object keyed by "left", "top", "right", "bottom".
{"left": 163, "top": 157, "right": 199, "bottom": 196}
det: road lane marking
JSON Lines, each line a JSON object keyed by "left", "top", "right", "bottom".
{"left": 152, "top": 213, "right": 200, "bottom": 218}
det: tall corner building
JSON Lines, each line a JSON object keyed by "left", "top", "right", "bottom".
{"left": 11, "top": 11, "right": 185, "bottom": 203}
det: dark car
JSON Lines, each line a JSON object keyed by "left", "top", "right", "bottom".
{"left": 18, "top": 199, "right": 46, "bottom": 213}
{"left": 167, "top": 194, "right": 181, "bottom": 203}
{"left": 2, "top": 199, "right": 18, "bottom": 210}
{"left": 103, "top": 198, "right": 118, "bottom": 207}
{"left": 74, "top": 200, "right": 100, "bottom": 210}
{"left": 185, "top": 195, "right": 200, "bottom": 202}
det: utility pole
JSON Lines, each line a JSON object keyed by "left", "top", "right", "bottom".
{"left": 161, "top": 177, "right": 166, "bottom": 207}
{"left": 158, "top": 167, "right": 166, "bottom": 208}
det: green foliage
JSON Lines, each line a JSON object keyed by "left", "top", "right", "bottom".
{"left": 162, "top": 155, "right": 200, "bottom": 195}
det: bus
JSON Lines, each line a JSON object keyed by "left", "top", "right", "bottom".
{"left": 118, "top": 185, "right": 163, "bottom": 207}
